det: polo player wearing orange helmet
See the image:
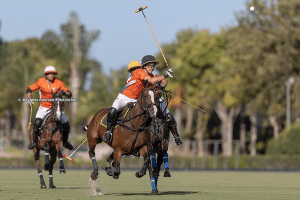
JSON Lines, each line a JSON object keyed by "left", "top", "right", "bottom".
{"left": 27, "top": 66, "right": 74, "bottom": 150}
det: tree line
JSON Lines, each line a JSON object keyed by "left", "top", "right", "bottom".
{"left": 1, "top": 0, "right": 300, "bottom": 157}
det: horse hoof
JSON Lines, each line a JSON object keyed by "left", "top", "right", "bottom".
{"left": 91, "top": 172, "right": 98, "bottom": 180}
{"left": 107, "top": 169, "right": 113, "bottom": 176}
{"left": 43, "top": 164, "right": 49, "bottom": 171}
{"left": 135, "top": 171, "right": 146, "bottom": 178}
{"left": 164, "top": 169, "right": 171, "bottom": 177}
{"left": 60, "top": 169, "right": 66, "bottom": 174}
{"left": 41, "top": 183, "right": 47, "bottom": 189}
{"left": 50, "top": 185, "right": 56, "bottom": 188}
{"left": 113, "top": 175, "right": 119, "bottom": 179}
{"left": 151, "top": 190, "right": 158, "bottom": 194}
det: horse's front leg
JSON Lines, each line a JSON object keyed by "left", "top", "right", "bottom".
{"left": 34, "top": 148, "right": 46, "bottom": 189}
{"left": 49, "top": 148, "right": 57, "bottom": 188}
{"left": 112, "top": 149, "right": 122, "bottom": 179}
{"left": 162, "top": 149, "right": 171, "bottom": 177}
{"left": 135, "top": 146, "right": 150, "bottom": 178}
{"left": 89, "top": 141, "right": 99, "bottom": 180}
{"left": 43, "top": 144, "right": 50, "bottom": 171}
{"left": 58, "top": 151, "right": 66, "bottom": 174}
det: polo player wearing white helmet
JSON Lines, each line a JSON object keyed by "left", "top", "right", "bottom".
{"left": 27, "top": 66, "right": 74, "bottom": 150}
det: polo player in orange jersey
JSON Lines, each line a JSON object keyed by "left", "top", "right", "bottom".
{"left": 102, "top": 55, "right": 182, "bottom": 146}
{"left": 27, "top": 66, "right": 74, "bottom": 150}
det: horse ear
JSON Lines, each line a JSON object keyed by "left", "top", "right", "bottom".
{"left": 144, "top": 79, "right": 148, "bottom": 88}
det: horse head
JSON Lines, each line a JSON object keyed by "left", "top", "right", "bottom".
{"left": 51, "top": 90, "right": 65, "bottom": 121}
{"left": 139, "top": 80, "right": 162, "bottom": 118}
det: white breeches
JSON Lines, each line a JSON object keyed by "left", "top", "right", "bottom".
{"left": 159, "top": 97, "right": 170, "bottom": 116}
{"left": 35, "top": 106, "right": 68, "bottom": 123}
{"left": 112, "top": 93, "right": 137, "bottom": 111}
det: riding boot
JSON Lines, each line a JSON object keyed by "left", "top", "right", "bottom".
{"left": 102, "top": 107, "right": 118, "bottom": 142}
{"left": 28, "top": 118, "right": 43, "bottom": 149}
{"left": 62, "top": 122, "right": 74, "bottom": 150}
{"left": 165, "top": 113, "right": 183, "bottom": 146}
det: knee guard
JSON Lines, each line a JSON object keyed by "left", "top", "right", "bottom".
{"left": 106, "top": 107, "right": 118, "bottom": 130}
{"left": 34, "top": 118, "right": 43, "bottom": 133}
{"left": 165, "top": 113, "right": 176, "bottom": 126}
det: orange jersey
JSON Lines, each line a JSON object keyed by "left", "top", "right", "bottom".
{"left": 121, "top": 69, "right": 156, "bottom": 99}
{"left": 28, "top": 77, "right": 69, "bottom": 108}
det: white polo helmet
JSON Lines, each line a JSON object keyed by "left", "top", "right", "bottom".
{"left": 44, "top": 66, "right": 58, "bottom": 75}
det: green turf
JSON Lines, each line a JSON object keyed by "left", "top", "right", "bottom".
{"left": 1, "top": 169, "right": 300, "bottom": 200}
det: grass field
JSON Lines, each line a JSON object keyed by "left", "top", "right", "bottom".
{"left": 1, "top": 169, "right": 300, "bottom": 200}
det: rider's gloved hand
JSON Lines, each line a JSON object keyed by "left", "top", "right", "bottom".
{"left": 164, "top": 67, "right": 174, "bottom": 78}
{"left": 62, "top": 91, "right": 67, "bottom": 96}
{"left": 28, "top": 99, "right": 34, "bottom": 106}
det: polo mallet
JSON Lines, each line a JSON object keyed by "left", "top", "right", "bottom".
{"left": 135, "top": 6, "right": 173, "bottom": 78}
{"left": 62, "top": 138, "right": 87, "bottom": 161}
{"left": 28, "top": 106, "right": 33, "bottom": 132}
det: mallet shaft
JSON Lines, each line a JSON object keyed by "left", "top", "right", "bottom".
{"left": 69, "top": 138, "right": 87, "bottom": 158}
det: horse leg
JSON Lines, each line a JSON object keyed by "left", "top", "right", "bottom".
{"left": 112, "top": 150, "right": 122, "bottom": 179}
{"left": 34, "top": 148, "right": 46, "bottom": 189}
{"left": 135, "top": 147, "right": 150, "bottom": 178}
{"left": 162, "top": 150, "right": 171, "bottom": 177}
{"left": 155, "top": 153, "right": 164, "bottom": 192}
{"left": 89, "top": 143, "right": 99, "bottom": 180}
{"left": 43, "top": 144, "right": 50, "bottom": 171}
{"left": 58, "top": 152, "right": 66, "bottom": 174}
{"left": 103, "top": 152, "right": 114, "bottom": 176}
{"left": 49, "top": 148, "right": 57, "bottom": 188}
{"left": 150, "top": 153, "right": 158, "bottom": 193}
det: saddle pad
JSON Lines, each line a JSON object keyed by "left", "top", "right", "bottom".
{"left": 100, "top": 108, "right": 130, "bottom": 128}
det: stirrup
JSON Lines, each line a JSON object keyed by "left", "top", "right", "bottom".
{"left": 173, "top": 137, "right": 183, "bottom": 146}
{"left": 102, "top": 131, "right": 112, "bottom": 142}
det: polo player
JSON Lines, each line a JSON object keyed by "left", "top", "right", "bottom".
{"left": 102, "top": 55, "right": 182, "bottom": 146}
{"left": 27, "top": 66, "right": 74, "bottom": 150}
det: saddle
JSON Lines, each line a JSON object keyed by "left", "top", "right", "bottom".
{"left": 100, "top": 103, "right": 135, "bottom": 130}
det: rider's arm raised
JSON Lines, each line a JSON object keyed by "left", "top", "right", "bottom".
{"left": 144, "top": 75, "right": 167, "bottom": 85}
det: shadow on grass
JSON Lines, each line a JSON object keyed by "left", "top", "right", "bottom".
{"left": 113, "top": 191, "right": 199, "bottom": 196}
{"left": 54, "top": 187, "right": 90, "bottom": 190}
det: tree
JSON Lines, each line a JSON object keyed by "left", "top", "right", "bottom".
{"left": 41, "top": 12, "right": 100, "bottom": 145}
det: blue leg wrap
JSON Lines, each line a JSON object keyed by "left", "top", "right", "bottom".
{"left": 45, "top": 151, "right": 49, "bottom": 164}
{"left": 163, "top": 153, "right": 169, "bottom": 169}
{"left": 39, "top": 172, "right": 45, "bottom": 184}
{"left": 151, "top": 154, "right": 157, "bottom": 168}
{"left": 150, "top": 178, "right": 157, "bottom": 191}
{"left": 49, "top": 173, "right": 53, "bottom": 187}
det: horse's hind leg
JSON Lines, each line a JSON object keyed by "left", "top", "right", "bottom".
{"left": 135, "top": 146, "right": 150, "bottom": 178}
{"left": 34, "top": 149, "right": 46, "bottom": 189}
{"left": 49, "top": 149, "right": 57, "bottom": 188}
{"left": 58, "top": 152, "right": 66, "bottom": 174}
{"left": 89, "top": 141, "right": 99, "bottom": 180}
{"left": 104, "top": 152, "right": 114, "bottom": 177}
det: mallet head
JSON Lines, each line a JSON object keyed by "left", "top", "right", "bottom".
{"left": 135, "top": 6, "right": 147, "bottom": 13}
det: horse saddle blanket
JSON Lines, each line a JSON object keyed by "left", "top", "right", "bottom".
{"left": 99, "top": 103, "right": 134, "bottom": 129}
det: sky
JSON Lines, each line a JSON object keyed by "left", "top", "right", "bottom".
{"left": 0, "top": 0, "right": 248, "bottom": 74}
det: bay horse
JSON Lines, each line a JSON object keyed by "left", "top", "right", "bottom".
{"left": 31, "top": 90, "right": 67, "bottom": 188}
{"left": 87, "top": 81, "right": 160, "bottom": 180}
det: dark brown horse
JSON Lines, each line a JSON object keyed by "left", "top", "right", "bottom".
{"left": 30, "top": 90, "right": 66, "bottom": 188}
{"left": 87, "top": 82, "right": 160, "bottom": 180}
